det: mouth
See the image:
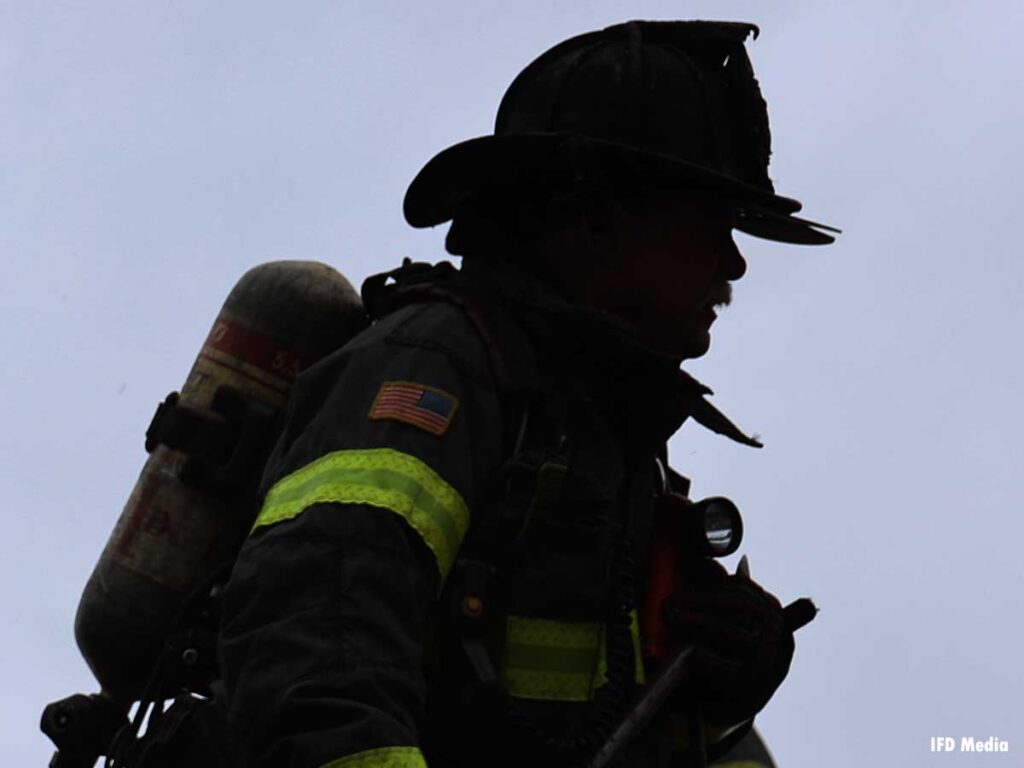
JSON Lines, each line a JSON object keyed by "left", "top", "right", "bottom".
{"left": 705, "top": 283, "right": 732, "bottom": 309}
{"left": 698, "top": 284, "right": 731, "bottom": 327}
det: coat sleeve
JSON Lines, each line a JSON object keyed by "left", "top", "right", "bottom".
{"left": 218, "top": 301, "right": 505, "bottom": 768}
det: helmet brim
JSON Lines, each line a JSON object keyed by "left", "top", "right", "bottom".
{"left": 404, "top": 133, "right": 839, "bottom": 245}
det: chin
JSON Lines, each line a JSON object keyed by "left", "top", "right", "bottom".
{"left": 676, "top": 328, "right": 712, "bottom": 359}
{"left": 643, "top": 319, "right": 712, "bottom": 359}
{"left": 679, "top": 342, "right": 711, "bottom": 360}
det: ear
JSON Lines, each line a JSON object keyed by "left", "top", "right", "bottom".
{"left": 579, "top": 197, "right": 626, "bottom": 268}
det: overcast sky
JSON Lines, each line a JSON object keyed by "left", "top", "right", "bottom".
{"left": 3, "top": 2, "right": 1022, "bottom": 765}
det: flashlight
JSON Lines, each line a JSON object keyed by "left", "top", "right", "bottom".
{"left": 639, "top": 493, "right": 743, "bottom": 662}
{"left": 678, "top": 496, "right": 743, "bottom": 559}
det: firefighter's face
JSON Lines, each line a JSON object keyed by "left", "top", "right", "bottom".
{"left": 596, "top": 190, "right": 747, "bottom": 359}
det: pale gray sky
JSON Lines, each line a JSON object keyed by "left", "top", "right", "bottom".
{"left": 3, "top": 2, "right": 1022, "bottom": 765}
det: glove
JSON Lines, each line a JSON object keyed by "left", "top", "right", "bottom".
{"left": 661, "top": 558, "right": 794, "bottom": 726}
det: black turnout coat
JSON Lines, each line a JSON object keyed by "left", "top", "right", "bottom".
{"left": 218, "top": 259, "right": 776, "bottom": 768}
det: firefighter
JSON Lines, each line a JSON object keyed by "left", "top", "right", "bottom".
{"left": 218, "top": 20, "right": 837, "bottom": 768}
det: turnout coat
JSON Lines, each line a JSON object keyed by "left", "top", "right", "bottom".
{"left": 217, "top": 259, "right": 774, "bottom": 768}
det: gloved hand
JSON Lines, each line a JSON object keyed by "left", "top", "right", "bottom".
{"left": 661, "top": 558, "right": 794, "bottom": 726}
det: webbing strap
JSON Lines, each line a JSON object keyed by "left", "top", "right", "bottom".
{"left": 318, "top": 746, "right": 427, "bottom": 768}
{"left": 253, "top": 448, "right": 469, "bottom": 582}
{"left": 500, "top": 610, "right": 645, "bottom": 702}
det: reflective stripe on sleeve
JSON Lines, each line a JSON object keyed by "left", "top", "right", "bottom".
{"left": 500, "top": 610, "right": 645, "bottom": 702}
{"left": 318, "top": 746, "right": 428, "bottom": 768}
{"left": 252, "top": 447, "right": 470, "bottom": 581}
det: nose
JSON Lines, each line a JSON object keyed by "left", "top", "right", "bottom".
{"left": 720, "top": 235, "right": 747, "bottom": 281}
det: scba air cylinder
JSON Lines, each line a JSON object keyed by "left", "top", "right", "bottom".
{"left": 74, "top": 261, "right": 367, "bottom": 704}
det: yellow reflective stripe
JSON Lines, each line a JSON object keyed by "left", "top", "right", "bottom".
{"left": 595, "top": 609, "right": 645, "bottom": 689}
{"left": 501, "top": 610, "right": 645, "bottom": 702}
{"left": 631, "top": 609, "right": 646, "bottom": 684}
{"left": 318, "top": 746, "right": 427, "bottom": 768}
{"left": 253, "top": 448, "right": 469, "bottom": 581}
{"left": 502, "top": 615, "right": 603, "bottom": 702}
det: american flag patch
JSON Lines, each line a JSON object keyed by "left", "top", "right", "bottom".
{"left": 369, "top": 381, "right": 459, "bottom": 436}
